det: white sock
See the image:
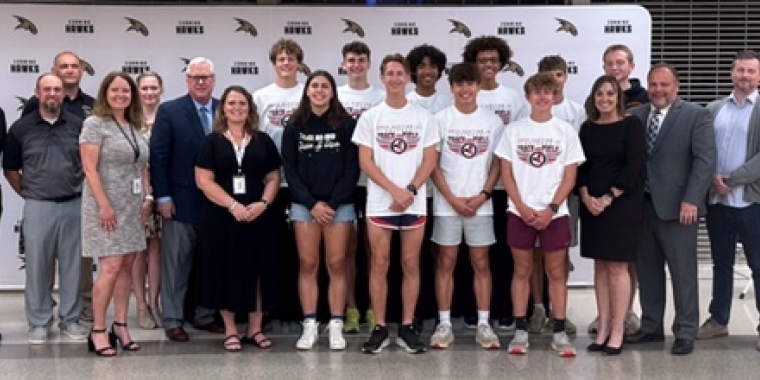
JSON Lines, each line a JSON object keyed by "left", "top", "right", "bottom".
{"left": 478, "top": 310, "right": 490, "bottom": 326}
{"left": 439, "top": 310, "right": 451, "bottom": 326}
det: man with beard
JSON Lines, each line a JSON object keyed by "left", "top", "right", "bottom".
{"left": 21, "top": 51, "right": 96, "bottom": 323}
{"left": 4, "top": 73, "right": 89, "bottom": 344}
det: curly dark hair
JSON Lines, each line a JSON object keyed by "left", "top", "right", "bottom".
{"left": 406, "top": 44, "right": 447, "bottom": 85}
{"left": 462, "top": 36, "right": 513, "bottom": 71}
{"left": 447, "top": 63, "right": 480, "bottom": 85}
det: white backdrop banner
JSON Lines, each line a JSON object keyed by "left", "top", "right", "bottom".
{"left": 0, "top": 4, "right": 651, "bottom": 288}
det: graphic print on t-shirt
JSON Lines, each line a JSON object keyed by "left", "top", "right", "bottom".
{"left": 446, "top": 129, "right": 490, "bottom": 159}
{"left": 517, "top": 137, "right": 562, "bottom": 168}
{"left": 344, "top": 104, "right": 374, "bottom": 120}
{"left": 377, "top": 125, "right": 421, "bottom": 155}
{"left": 299, "top": 132, "right": 340, "bottom": 152}
{"left": 266, "top": 102, "right": 300, "bottom": 128}
{"left": 482, "top": 103, "right": 512, "bottom": 127}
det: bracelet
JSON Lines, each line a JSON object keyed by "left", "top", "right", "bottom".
{"left": 144, "top": 194, "right": 154, "bottom": 202}
{"left": 228, "top": 200, "right": 238, "bottom": 212}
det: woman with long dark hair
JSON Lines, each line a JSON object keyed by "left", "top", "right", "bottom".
{"left": 577, "top": 75, "right": 646, "bottom": 356}
{"left": 281, "top": 70, "right": 360, "bottom": 350}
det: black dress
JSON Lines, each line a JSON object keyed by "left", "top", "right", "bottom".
{"left": 196, "top": 131, "right": 282, "bottom": 313}
{"left": 577, "top": 116, "right": 646, "bottom": 262}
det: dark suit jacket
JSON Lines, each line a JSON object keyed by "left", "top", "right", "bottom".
{"left": 150, "top": 94, "right": 219, "bottom": 225}
{"left": 630, "top": 99, "right": 716, "bottom": 221}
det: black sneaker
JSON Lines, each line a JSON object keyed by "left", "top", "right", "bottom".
{"left": 464, "top": 315, "right": 478, "bottom": 329}
{"left": 396, "top": 324, "right": 427, "bottom": 354}
{"left": 413, "top": 317, "right": 425, "bottom": 334}
{"left": 362, "top": 325, "right": 390, "bottom": 354}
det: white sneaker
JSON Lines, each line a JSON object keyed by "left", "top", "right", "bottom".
{"left": 296, "top": 319, "right": 319, "bottom": 350}
{"left": 328, "top": 319, "right": 346, "bottom": 350}
{"left": 429, "top": 323, "right": 455, "bottom": 349}
{"left": 475, "top": 324, "right": 501, "bottom": 349}
{"left": 28, "top": 326, "right": 48, "bottom": 345}
{"left": 60, "top": 322, "right": 88, "bottom": 340}
{"left": 508, "top": 329, "right": 529, "bottom": 355}
{"left": 551, "top": 331, "right": 577, "bottom": 357}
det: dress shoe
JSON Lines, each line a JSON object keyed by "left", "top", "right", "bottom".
{"left": 165, "top": 327, "right": 189, "bottom": 342}
{"left": 587, "top": 337, "right": 609, "bottom": 352}
{"left": 624, "top": 330, "right": 665, "bottom": 344}
{"left": 193, "top": 322, "right": 225, "bottom": 334}
{"left": 671, "top": 338, "right": 694, "bottom": 355}
{"left": 603, "top": 344, "right": 624, "bottom": 356}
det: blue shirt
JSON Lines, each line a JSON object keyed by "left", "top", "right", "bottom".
{"left": 712, "top": 90, "right": 757, "bottom": 207}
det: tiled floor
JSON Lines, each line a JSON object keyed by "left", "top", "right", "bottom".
{"left": 0, "top": 273, "right": 759, "bottom": 380}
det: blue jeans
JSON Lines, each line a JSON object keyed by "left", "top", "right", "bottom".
{"left": 706, "top": 203, "right": 760, "bottom": 326}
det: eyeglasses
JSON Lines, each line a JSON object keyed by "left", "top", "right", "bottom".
{"left": 187, "top": 75, "right": 215, "bottom": 83}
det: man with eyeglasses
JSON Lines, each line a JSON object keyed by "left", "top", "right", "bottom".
{"left": 150, "top": 57, "right": 222, "bottom": 342}
{"left": 461, "top": 36, "right": 528, "bottom": 333}
{"left": 21, "top": 51, "right": 96, "bottom": 323}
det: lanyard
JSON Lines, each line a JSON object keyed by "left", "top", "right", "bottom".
{"left": 116, "top": 122, "right": 140, "bottom": 163}
{"left": 224, "top": 131, "right": 251, "bottom": 172}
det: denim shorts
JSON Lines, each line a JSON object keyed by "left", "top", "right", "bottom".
{"left": 290, "top": 203, "right": 356, "bottom": 223}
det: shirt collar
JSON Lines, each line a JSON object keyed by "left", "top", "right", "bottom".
{"left": 729, "top": 90, "right": 758, "bottom": 106}
{"left": 192, "top": 99, "right": 213, "bottom": 111}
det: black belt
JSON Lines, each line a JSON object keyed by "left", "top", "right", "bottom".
{"left": 44, "top": 193, "right": 82, "bottom": 203}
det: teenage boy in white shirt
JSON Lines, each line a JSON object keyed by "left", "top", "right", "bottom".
{"left": 428, "top": 63, "right": 503, "bottom": 350}
{"left": 461, "top": 35, "right": 528, "bottom": 331}
{"left": 337, "top": 41, "right": 385, "bottom": 334}
{"left": 495, "top": 73, "right": 585, "bottom": 357}
{"left": 351, "top": 54, "right": 439, "bottom": 355}
{"left": 406, "top": 44, "right": 453, "bottom": 114}
{"left": 526, "top": 55, "right": 584, "bottom": 335}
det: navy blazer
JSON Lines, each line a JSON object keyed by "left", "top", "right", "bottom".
{"left": 150, "top": 94, "right": 219, "bottom": 224}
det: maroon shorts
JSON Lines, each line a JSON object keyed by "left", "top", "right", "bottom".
{"left": 507, "top": 213, "right": 571, "bottom": 252}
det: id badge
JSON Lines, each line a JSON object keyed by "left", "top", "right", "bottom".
{"left": 132, "top": 178, "right": 142, "bottom": 195}
{"left": 233, "top": 174, "right": 247, "bottom": 195}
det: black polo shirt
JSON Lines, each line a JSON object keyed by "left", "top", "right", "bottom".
{"left": 21, "top": 89, "right": 94, "bottom": 120}
{"left": 3, "top": 110, "right": 84, "bottom": 200}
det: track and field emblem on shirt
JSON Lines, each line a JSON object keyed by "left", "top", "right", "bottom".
{"left": 377, "top": 132, "right": 420, "bottom": 154}
{"left": 447, "top": 136, "right": 489, "bottom": 159}
{"left": 268, "top": 108, "right": 295, "bottom": 127}
{"left": 517, "top": 140, "right": 561, "bottom": 168}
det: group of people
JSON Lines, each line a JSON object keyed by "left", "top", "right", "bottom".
{"left": 1, "top": 34, "right": 759, "bottom": 359}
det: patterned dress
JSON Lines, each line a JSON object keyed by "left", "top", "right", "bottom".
{"left": 142, "top": 122, "right": 161, "bottom": 239}
{"left": 80, "top": 116, "right": 149, "bottom": 257}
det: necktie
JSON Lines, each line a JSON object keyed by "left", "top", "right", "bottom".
{"left": 199, "top": 107, "right": 211, "bottom": 134}
{"left": 646, "top": 108, "right": 661, "bottom": 153}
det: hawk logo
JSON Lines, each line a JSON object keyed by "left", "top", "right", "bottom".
{"left": 555, "top": 18, "right": 578, "bottom": 36}
{"left": 448, "top": 19, "right": 471, "bottom": 38}
{"left": 341, "top": 18, "right": 365, "bottom": 38}
{"left": 501, "top": 60, "right": 525, "bottom": 77}
{"left": 299, "top": 62, "right": 312, "bottom": 76}
{"left": 234, "top": 17, "right": 258, "bottom": 37}
{"left": 517, "top": 144, "right": 561, "bottom": 168}
{"left": 180, "top": 57, "right": 190, "bottom": 73}
{"left": 125, "top": 17, "right": 149, "bottom": 36}
{"left": 13, "top": 15, "right": 38, "bottom": 35}
{"left": 377, "top": 132, "right": 421, "bottom": 155}
{"left": 80, "top": 59, "right": 95, "bottom": 76}
{"left": 447, "top": 136, "right": 489, "bottom": 159}
{"left": 15, "top": 96, "right": 28, "bottom": 111}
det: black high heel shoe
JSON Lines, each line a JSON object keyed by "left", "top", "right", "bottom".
{"left": 603, "top": 343, "right": 624, "bottom": 356}
{"left": 110, "top": 321, "right": 141, "bottom": 351}
{"left": 587, "top": 337, "right": 609, "bottom": 352}
{"left": 87, "top": 329, "right": 116, "bottom": 357}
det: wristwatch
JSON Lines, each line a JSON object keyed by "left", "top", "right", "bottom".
{"left": 548, "top": 203, "right": 560, "bottom": 213}
{"left": 406, "top": 184, "right": 418, "bottom": 195}
{"left": 480, "top": 189, "right": 492, "bottom": 200}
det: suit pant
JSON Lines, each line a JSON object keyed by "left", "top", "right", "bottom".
{"left": 638, "top": 197, "right": 699, "bottom": 340}
{"left": 161, "top": 219, "right": 215, "bottom": 330}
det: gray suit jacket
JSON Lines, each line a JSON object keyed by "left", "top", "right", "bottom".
{"left": 706, "top": 97, "right": 760, "bottom": 204}
{"left": 630, "top": 99, "right": 716, "bottom": 221}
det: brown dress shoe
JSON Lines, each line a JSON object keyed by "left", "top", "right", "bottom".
{"left": 193, "top": 322, "right": 225, "bottom": 334}
{"left": 165, "top": 327, "right": 189, "bottom": 342}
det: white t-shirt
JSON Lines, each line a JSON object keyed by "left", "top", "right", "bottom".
{"left": 407, "top": 91, "right": 453, "bottom": 115}
{"left": 494, "top": 116, "right": 585, "bottom": 218}
{"left": 477, "top": 84, "right": 529, "bottom": 190}
{"left": 338, "top": 84, "right": 386, "bottom": 187}
{"left": 253, "top": 82, "right": 304, "bottom": 152}
{"left": 351, "top": 101, "right": 439, "bottom": 217}
{"left": 433, "top": 106, "right": 504, "bottom": 216}
{"left": 551, "top": 98, "right": 586, "bottom": 132}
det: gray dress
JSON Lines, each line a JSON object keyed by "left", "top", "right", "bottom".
{"left": 80, "top": 116, "right": 149, "bottom": 257}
